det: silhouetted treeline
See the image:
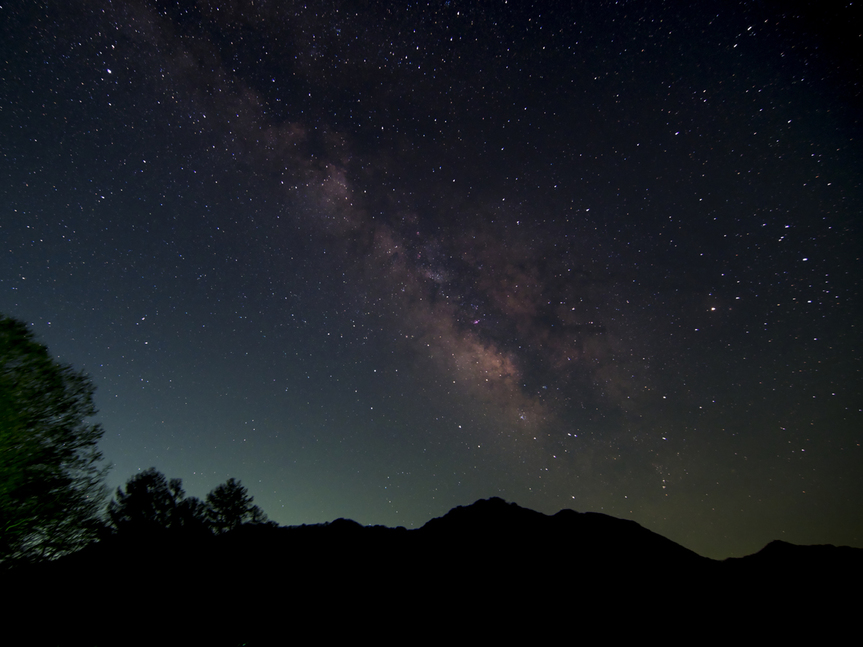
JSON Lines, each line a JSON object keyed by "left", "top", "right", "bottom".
{"left": 105, "top": 468, "right": 272, "bottom": 540}
{"left": 1, "top": 312, "right": 275, "bottom": 566}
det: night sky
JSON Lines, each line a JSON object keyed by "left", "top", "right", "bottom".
{"left": 2, "top": 0, "right": 861, "bottom": 559}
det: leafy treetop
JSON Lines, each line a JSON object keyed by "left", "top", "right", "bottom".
{"left": 0, "top": 315, "right": 107, "bottom": 563}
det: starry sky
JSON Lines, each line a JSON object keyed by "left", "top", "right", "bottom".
{"left": 2, "top": 0, "right": 861, "bottom": 559}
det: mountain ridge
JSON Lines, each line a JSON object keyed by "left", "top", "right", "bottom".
{"left": 4, "top": 497, "right": 860, "bottom": 642}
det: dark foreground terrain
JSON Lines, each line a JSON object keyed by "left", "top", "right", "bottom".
{"left": 5, "top": 498, "right": 860, "bottom": 644}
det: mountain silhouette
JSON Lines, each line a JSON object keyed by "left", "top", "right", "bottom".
{"left": 418, "top": 497, "right": 708, "bottom": 565}
{"left": 3, "top": 498, "right": 859, "bottom": 643}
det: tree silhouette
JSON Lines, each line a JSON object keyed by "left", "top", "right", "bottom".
{"left": 109, "top": 470, "right": 269, "bottom": 537}
{"left": 0, "top": 314, "right": 107, "bottom": 563}
{"left": 206, "top": 478, "right": 268, "bottom": 534}
{"left": 108, "top": 468, "right": 209, "bottom": 535}
{"left": 175, "top": 494, "right": 211, "bottom": 533}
